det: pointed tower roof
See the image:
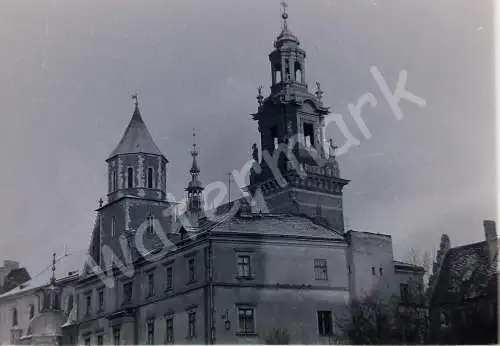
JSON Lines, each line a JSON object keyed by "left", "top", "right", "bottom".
{"left": 108, "top": 96, "right": 164, "bottom": 160}
{"left": 186, "top": 130, "right": 203, "bottom": 191}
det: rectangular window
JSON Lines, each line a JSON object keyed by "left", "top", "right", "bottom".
{"left": 165, "top": 317, "right": 174, "bottom": 344}
{"left": 317, "top": 310, "right": 333, "bottom": 337}
{"left": 97, "top": 288, "right": 104, "bottom": 312}
{"left": 238, "top": 307, "right": 255, "bottom": 334}
{"left": 127, "top": 167, "right": 134, "bottom": 188}
{"left": 84, "top": 337, "right": 91, "bottom": 346}
{"left": 400, "top": 283, "right": 409, "bottom": 302}
{"left": 314, "top": 259, "right": 328, "bottom": 280}
{"left": 113, "top": 327, "right": 120, "bottom": 346}
{"left": 123, "top": 282, "right": 132, "bottom": 304}
{"left": 188, "top": 311, "right": 196, "bottom": 339}
{"left": 147, "top": 319, "right": 155, "bottom": 345}
{"left": 237, "top": 255, "right": 251, "bottom": 278}
{"left": 188, "top": 258, "right": 196, "bottom": 283}
{"left": 147, "top": 167, "right": 154, "bottom": 188}
{"left": 371, "top": 266, "right": 376, "bottom": 276}
{"left": 147, "top": 272, "right": 155, "bottom": 297}
{"left": 379, "top": 267, "right": 384, "bottom": 276}
{"left": 165, "top": 267, "right": 173, "bottom": 292}
{"left": 111, "top": 216, "right": 116, "bottom": 237}
{"left": 85, "top": 294, "right": 92, "bottom": 316}
{"left": 97, "top": 335, "right": 103, "bottom": 345}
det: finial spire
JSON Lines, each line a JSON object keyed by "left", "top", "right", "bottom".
{"left": 257, "top": 86, "right": 263, "bottom": 108}
{"left": 192, "top": 127, "right": 197, "bottom": 152}
{"left": 281, "top": 0, "right": 289, "bottom": 30}
{"left": 50, "top": 252, "right": 56, "bottom": 284}
{"left": 132, "top": 93, "right": 139, "bottom": 109}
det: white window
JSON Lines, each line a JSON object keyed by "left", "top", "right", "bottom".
{"left": 111, "top": 216, "right": 116, "bottom": 237}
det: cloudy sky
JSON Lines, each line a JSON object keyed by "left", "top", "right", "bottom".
{"left": 0, "top": 0, "right": 495, "bottom": 276}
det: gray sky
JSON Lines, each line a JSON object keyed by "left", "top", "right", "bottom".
{"left": 0, "top": 0, "right": 495, "bottom": 276}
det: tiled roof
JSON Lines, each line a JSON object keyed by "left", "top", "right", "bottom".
{"left": 431, "top": 240, "right": 498, "bottom": 305}
{"left": 210, "top": 212, "right": 344, "bottom": 240}
{"left": 108, "top": 106, "right": 163, "bottom": 159}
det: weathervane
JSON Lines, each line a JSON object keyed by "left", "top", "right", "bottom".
{"left": 132, "top": 93, "right": 139, "bottom": 108}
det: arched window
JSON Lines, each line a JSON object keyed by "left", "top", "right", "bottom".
{"left": 111, "top": 216, "right": 116, "bottom": 237}
{"left": 127, "top": 167, "right": 134, "bottom": 188}
{"left": 112, "top": 170, "right": 117, "bottom": 191}
{"left": 295, "top": 62, "right": 302, "bottom": 82}
{"left": 147, "top": 168, "right": 153, "bottom": 189}
{"left": 12, "top": 308, "right": 17, "bottom": 326}
{"left": 274, "top": 64, "right": 282, "bottom": 83}
{"left": 29, "top": 304, "right": 34, "bottom": 319}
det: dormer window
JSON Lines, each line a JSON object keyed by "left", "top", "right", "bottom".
{"left": 147, "top": 167, "right": 154, "bottom": 189}
{"left": 127, "top": 167, "right": 134, "bottom": 188}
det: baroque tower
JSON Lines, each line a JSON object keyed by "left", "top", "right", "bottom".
{"left": 249, "top": 4, "right": 349, "bottom": 232}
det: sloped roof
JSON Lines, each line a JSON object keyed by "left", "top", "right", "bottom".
{"left": 394, "top": 260, "right": 425, "bottom": 272}
{"left": 431, "top": 240, "right": 498, "bottom": 305}
{"left": 0, "top": 252, "right": 85, "bottom": 299}
{"left": 210, "top": 212, "right": 344, "bottom": 240}
{"left": 108, "top": 105, "right": 163, "bottom": 159}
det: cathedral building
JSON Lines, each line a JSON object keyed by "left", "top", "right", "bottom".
{"left": 68, "top": 5, "right": 424, "bottom": 345}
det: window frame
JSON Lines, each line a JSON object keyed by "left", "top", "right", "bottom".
{"left": 237, "top": 306, "right": 256, "bottom": 335}
{"left": 127, "top": 167, "right": 134, "bottom": 188}
{"left": 237, "top": 255, "right": 252, "bottom": 278}
{"left": 314, "top": 259, "right": 328, "bottom": 281}
{"left": 165, "top": 316, "right": 174, "bottom": 344}
{"left": 146, "top": 319, "right": 155, "bottom": 345}
{"left": 187, "top": 257, "right": 196, "bottom": 284}
{"left": 122, "top": 281, "right": 133, "bottom": 305}
{"left": 112, "top": 327, "right": 120, "bottom": 346}
{"left": 187, "top": 310, "right": 196, "bottom": 339}
{"left": 147, "top": 167, "right": 154, "bottom": 189}
{"left": 146, "top": 271, "right": 155, "bottom": 298}
{"left": 165, "top": 266, "right": 173, "bottom": 292}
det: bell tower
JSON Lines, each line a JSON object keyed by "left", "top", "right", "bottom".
{"left": 249, "top": 2, "right": 349, "bottom": 232}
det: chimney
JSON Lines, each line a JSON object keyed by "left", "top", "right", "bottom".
{"left": 483, "top": 220, "right": 497, "bottom": 261}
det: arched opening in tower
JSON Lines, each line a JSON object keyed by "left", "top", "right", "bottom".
{"left": 295, "top": 62, "right": 302, "bottom": 82}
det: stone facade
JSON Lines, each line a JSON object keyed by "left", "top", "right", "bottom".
{"left": 18, "top": 4, "right": 425, "bottom": 345}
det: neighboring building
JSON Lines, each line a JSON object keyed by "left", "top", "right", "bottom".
{"left": 71, "top": 5, "right": 424, "bottom": 345}
{"left": 0, "top": 254, "right": 83, "bottom": 346}
{"left": 0, "top": 261, "right": 30, "bottom": 295}
{"left": 428, "top": 220, "right": 498, "bottom": 344}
